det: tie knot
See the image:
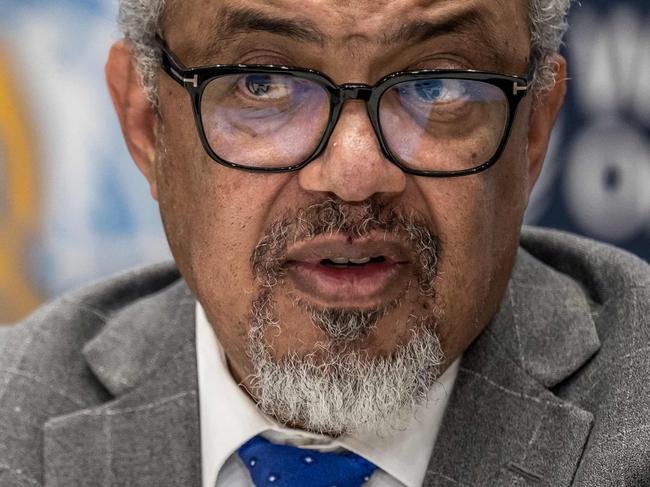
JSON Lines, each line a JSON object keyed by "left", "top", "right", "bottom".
{"left": 237, "top": 435, "right": 377, "bottom": 487}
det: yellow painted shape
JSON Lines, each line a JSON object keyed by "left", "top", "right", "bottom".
{"left": 0, "top": 44, "right": 41, "bottom": 322}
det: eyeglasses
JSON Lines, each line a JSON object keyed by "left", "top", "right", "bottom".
{"left": 158, "top": 37, "right": 530, "bottom": 177}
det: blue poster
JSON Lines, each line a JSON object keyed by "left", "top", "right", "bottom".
{"left": 527, "top": 0, "right": 650, "bottom": 259}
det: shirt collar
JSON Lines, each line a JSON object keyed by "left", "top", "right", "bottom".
{"left": 196, "top": 301, "right": 459, "bottom": 487}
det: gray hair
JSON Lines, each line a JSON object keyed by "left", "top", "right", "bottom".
{"left": 119, "top": 0, "right": 571, "bottom": 103}
{"left": 118, "top": 0, "right": 166, "bottom": 102}
{"left": 529, "top": 0, "right": 571, "bottom": 95}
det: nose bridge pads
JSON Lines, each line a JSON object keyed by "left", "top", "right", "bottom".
{"left": 340, "top": 84, "right": 373, "bottom": 102}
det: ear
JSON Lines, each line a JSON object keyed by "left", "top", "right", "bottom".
{"left": 106, "top": 40, "right": 159, "bottom": 201}
{"left": 526, "top": 54, "right": 567, "bottom": 195}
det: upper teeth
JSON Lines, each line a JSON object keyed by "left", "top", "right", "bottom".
{"left": 330, "top": 257, "right": 371, "bottom": 265}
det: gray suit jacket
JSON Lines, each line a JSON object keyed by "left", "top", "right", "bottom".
{"left": 1, "top": 227, "right": 649, "bottom": 486}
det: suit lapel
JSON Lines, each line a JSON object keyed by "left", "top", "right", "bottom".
{"left": 424, "top": 249, "right": 601, "bottom": 486}
{"left": 42, "top": 280, "right": 202, "bottom": 487}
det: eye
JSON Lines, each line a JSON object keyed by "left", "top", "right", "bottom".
{"left": 404, "top": 79, "right": 468, "bottom": 104}
{"left": 414, "top": 80, "right": 444, "bottom": 101}
{"left": 240, "top": 74, "right": 292, "bottom": 100}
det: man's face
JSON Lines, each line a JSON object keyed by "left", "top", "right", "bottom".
{"left": 109, "top": 0, "right": 565, "bottom": 434}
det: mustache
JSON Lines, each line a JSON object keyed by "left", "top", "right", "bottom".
{"left": 250, "top": 198, "right": 442, "bottom": 295}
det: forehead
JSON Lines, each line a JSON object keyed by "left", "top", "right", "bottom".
{"left": 164, "top": 0, "right": 530, "bottom": 70}
{"left": 165, "top": 0, "right": 529, "bottom": 38}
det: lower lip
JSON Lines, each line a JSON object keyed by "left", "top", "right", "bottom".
{"left": 286, "top": 260, "right": 409, "bottom": 306}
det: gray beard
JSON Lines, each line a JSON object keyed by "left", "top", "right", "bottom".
{"left": 246, "top": 292, "right": 445, "bottom": 437}
{"left": 245, "top": 198, "right": 445, "bottom": 437}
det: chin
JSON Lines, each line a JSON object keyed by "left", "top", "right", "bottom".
{"left": 263, "top": 284, "right": 434, "bottom": 357}
{"left": 241, "top": 285, "right": 445, "bottom": 434}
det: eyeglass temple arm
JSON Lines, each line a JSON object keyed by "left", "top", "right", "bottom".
{"left": 512, "top": 68, "right": 536, "bottom": 96}
{"left": 513, "top": 81, "right": 529, "bottom": 96}
{"left": 156, "top": 34, "right": 199, "bottom": 88}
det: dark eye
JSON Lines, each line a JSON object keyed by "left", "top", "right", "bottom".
{"left": 414, "top": 80, "right": 444, "bottom": 102}
{"left": 241, "top": 74, "right": 292, "bottom": 100}
{"left": 245, "top": 75, "right": 272, "bottom": 96}
{"left": 403, "top": 79, "right": 469, "bottom": 104}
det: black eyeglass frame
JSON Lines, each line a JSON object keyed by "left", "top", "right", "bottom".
{"left": 158, "top": 37, "right": 531, "bottom": 177}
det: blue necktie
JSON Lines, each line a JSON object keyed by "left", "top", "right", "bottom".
{"left": 237, "top": 435, "right": 377, "bottom": 487}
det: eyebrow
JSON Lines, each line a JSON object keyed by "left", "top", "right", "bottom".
{"left": 215, "top": 7, "right": 326, "bottom": 45}
{"left": 206, "top": 6, "right": 501, "bottom": 61}
{"left": 380, "top": 9, "right": 497, "bottom": 48}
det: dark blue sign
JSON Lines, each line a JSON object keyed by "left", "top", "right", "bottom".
{"left": 528, "top": 0, "right": 650, "bottom": 261}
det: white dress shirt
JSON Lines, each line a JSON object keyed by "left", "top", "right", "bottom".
{"left": 196, "top": 302, "right": 459, "bottom": 487}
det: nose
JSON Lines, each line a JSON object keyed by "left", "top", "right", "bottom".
{"left": 298, "top": 101, "right": 406, "bottom": 202}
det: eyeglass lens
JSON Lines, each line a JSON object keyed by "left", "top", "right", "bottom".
{"left": 200, "top": 73, "right": 508, "bottom": 170}
{"left": 380, "top": 79, "right": 508, "bottom": 171}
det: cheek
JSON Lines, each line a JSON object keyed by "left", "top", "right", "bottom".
{"left": 182, "top": 174, "right": 270, "bottom": 318}
{"left": 156, "top": 97, "right": 256, "bottom": 289}
{"left": 156, "top": 122, "right": 294, "bottom": 347}
{"left": 415, "top": 134, "right": 529, "bottom": 356}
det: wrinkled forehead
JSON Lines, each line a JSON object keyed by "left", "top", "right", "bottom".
{"left": 163, "top": 0, "right": 530, "bottom": 69}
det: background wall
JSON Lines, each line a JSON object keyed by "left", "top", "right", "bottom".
{"left": 1, "top": 0, "right": 649, "bottom": 322}
{"left": 526, "top": 0, "right": 650, "bottom": 259}
{"left": 0, "top": 0, "right": 169, "bottom": 322}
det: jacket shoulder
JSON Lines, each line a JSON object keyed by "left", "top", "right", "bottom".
{"left": 0, "top": 262, "right": 181, "bottom": 485}
{"left": 521, "top": 227, "right": 650, "bottom": 378}
{"left": 520, "top": 226, "right": 650, "bottom": 299}
{"left": 521, "top": 228, "right": 650, "bottom": 483}
{"left": 521, "top": 226, "right": 650, "bottom": 358}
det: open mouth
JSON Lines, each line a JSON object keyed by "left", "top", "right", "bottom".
{"left": 284, "top": 236, "right": 412, "bottom": 307}
{"left": 319, "top": 256, "right": 387, "bottom": 268}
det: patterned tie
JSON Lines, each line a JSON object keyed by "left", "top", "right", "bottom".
{"left": 237, "top": 435, "right": 377, "bottom": 487}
